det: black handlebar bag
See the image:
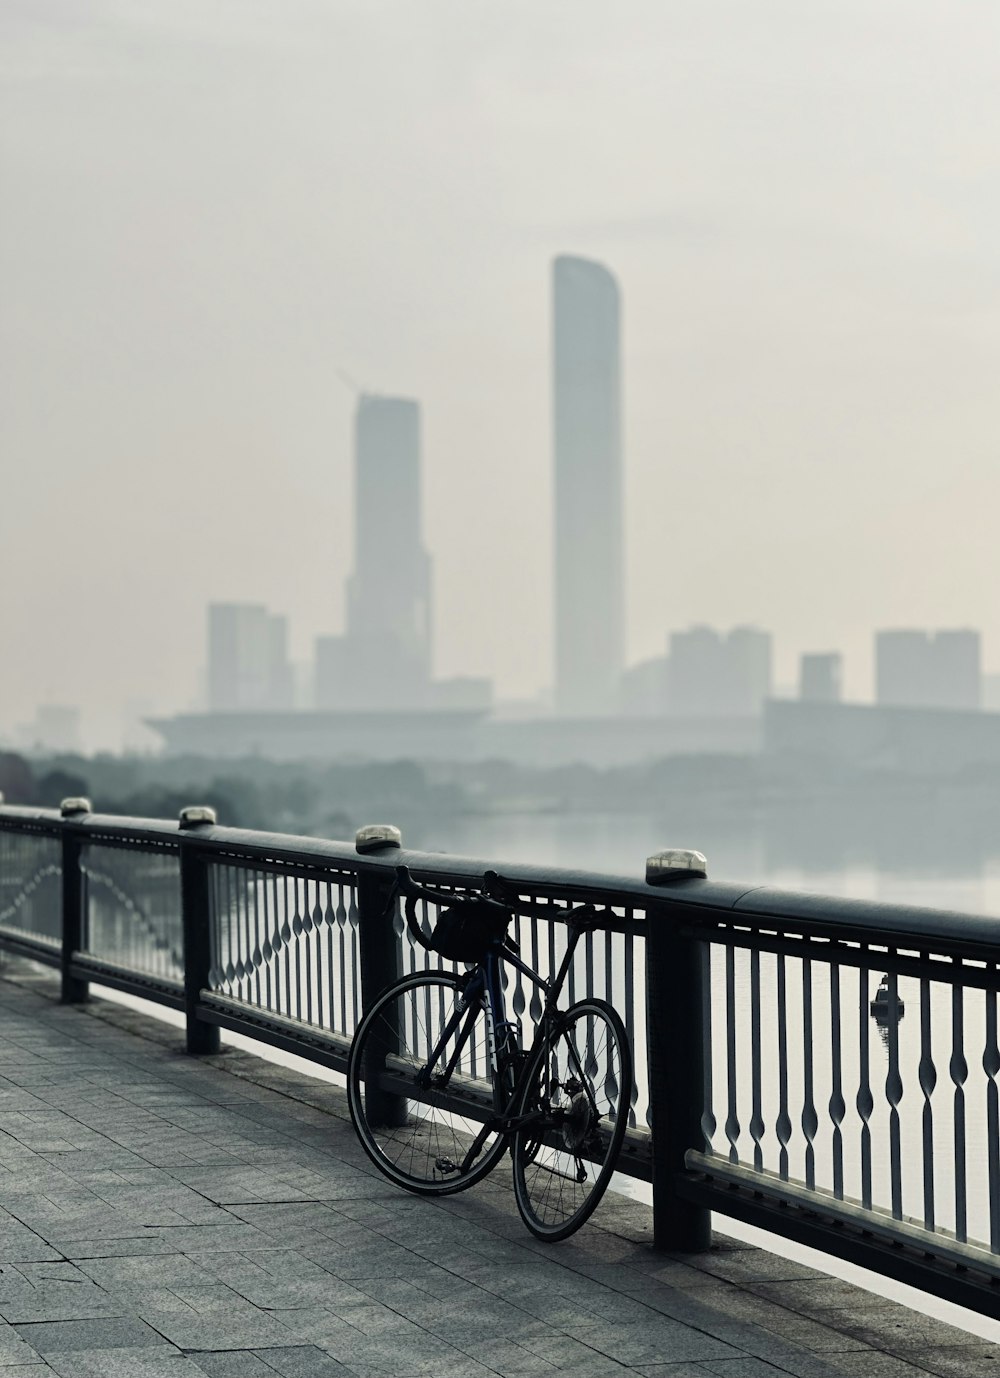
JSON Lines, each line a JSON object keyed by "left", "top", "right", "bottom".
{"left": 428, "top": 900, "right": 511, "bottom": 963}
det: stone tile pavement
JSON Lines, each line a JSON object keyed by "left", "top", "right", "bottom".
{"left": 0, "top": 963, "right": 994, "bottom": 1378}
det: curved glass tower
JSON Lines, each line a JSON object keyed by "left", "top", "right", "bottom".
{"left": 552, "top": 255, "right": 623, "bottom": 716}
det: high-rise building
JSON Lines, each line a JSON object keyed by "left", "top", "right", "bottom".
{"left": 319, "top": 395, "right": 432, "bottom": 710}
{"left": 667, "top": 625, "right": 772, "bottom": 717}
{"left": 799, "top": 652, "right": 842, "bottom": 704}
{"left": 619, "top": 657, "right": 669, "bottom": 716}
{"left": 22, "top": 705, "right": 82, "bottom": 753}
{"left": 208, "top": 604, "right": 293, "bottom": 712}
{"left": 552, "top": 255, "right": 623, "bottom": 716}
{"left": 928, "top": 629, "right": 981, "bottom": 709}
{"left": 875, "top": 629, "right": 980, "bottom": 710}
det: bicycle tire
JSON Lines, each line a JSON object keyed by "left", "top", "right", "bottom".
{"left": 511, "top": 997, "right": 631, "bottom": 1241}
{"left": 347, "top": 970, "right": 508, "bottom": 1195}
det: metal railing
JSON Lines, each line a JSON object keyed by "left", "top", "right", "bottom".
{"left": 0, "top": 799, "right": 997, "bottom": 1319}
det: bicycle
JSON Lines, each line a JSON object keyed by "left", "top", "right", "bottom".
{"left": 346, "top": 865, "right": 632, "bottom": 1241}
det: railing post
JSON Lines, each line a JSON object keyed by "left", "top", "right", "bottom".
{"left": 60, "top": 798, "right": 91, "bottom": 1004}
{"left": 356, "top": 825, "right": 405, "bottom": 1125}
{"left": 179, "top": 806, "right": 221, "bottom": 1055}
{"left": 645, "top": 849, "right": 712, "bottom": 1252}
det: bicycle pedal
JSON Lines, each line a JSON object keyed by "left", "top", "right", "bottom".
{"left": 433, "top": 1157, "right": 461, "bottom": 1175}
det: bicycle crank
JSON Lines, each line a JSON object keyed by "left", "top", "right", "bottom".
{"left": 433, "top": 1156, "right": 462, "bottom": 1175}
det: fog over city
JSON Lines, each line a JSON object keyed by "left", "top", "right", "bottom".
{"left": 4, "top": 1, "right": 1000, "bottom": 753}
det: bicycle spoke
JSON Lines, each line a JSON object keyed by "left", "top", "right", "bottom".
{"left": 348, "top": 972, "right": 507, "bottom": 1195}
{"left": 512, "top": 999, "right": 631, "bottom": 1240}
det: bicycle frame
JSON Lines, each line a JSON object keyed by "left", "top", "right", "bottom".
{"left": 414, "top": 913, "right": 604, "bottom": 1174}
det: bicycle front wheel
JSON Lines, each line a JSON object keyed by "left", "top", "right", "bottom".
{"left": 347, "top": 970, "right": 507, "bottom": 1195}
{"left": 511, "top": 998, "right": 631, "bottom": 1241}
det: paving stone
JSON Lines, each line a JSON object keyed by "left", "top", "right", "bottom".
{"left": 187, "top": 1351, "right": 277, "bottom": 1376}
{"left": 630, "top": 1367, "right": 715, "bottom": 1378}
{"left": 698, "top": 1361, "right": 810, "bottom": 1377}
{"left": 893, "top": 1345, "right": 1000, "bottom": 1377}
{"left": 12, "top": 1317, "right": 165, "bottom": 1354}
{"left": 823, "top": 1355, "right": 942, "bottom": 1377}
{"left": 255, "top": 1345, "right": 352, "bottom": 1376}
{"left": 137, "top": 1306, "right": 298, "bottom": 1352}
{"left": 55, "top": 1238, "right": 177, "bottom": 1261}
{"left": 561, "top": 1322, "right": 740, "bottom": 1366}
{"left": 265, "top": 1308, "right": 361, "bottom": 1350}
{"left": 45, "top": 1345, "right": 207, "bottom": 1376}
{"left": 0, "top": 1367, "right": 61, "bottom": 1377}
{"left": 0, "top": 1322, "right": 45, "bottom": 1366}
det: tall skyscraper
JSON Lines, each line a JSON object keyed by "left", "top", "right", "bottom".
{"left": 330, "top": 394, "right": 432, "bottom": 709}
{"left": 552, "top": 255, "right": 623, "bottom": 716}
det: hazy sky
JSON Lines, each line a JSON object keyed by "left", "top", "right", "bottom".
{"left": 3, "top": 1, "right": 1000, "bottom": 746}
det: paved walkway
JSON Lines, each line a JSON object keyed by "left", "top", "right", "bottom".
{"left": 0, "top": 965, "right": 994, "bottom": 1378}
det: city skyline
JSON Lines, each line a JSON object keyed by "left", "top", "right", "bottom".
{"left": 4, "top": 2, "right": 1000, "bottom": 751}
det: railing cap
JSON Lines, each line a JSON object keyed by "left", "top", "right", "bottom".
{"left": 60, "top": 797, "right": 92, "bottom": 817}
{"left": 355, "top": 823, "right": 402, "bottom": 854}
{"left": 179, "top": 805, "right": 217, "bottom": 829}
{"left": 646, "top": 848, "right": 708, "bottom": 884}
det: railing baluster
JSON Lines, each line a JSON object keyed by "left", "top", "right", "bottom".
{"left": 223, "top": 864, "right": 234, "bottom": 997}
{"left": 801, "top": 957, "right": 817, "bottom": 1190}
{"left": 622, "top": 916, "right": 638, "bottom": 1127}
{"left": 918, "top": 971, "right": 936, "bottom": 1231}
{"left": 262, "top": 874, "right": 273, "bottom": 1011}
{"left": 775, "top": 951, "right": 791, "bottom": 1180}
{"left": 311, "top": 884, "right": 323, "bottom": 1029}
{"left": 324, "top": 880, "right": 335, "bottom": 1033}
{"left": 829, "top": 962, "right": 845, "bottom": 1199}
{"left": 293, "top": 880, "right": 304, "bottom": 1021}
{"left": 252, "top": 869, "right": 263, "bottom": 1007}
{"left": 511, "top": 911, "right": 526, "bottom": 1027}
{"left": 857, "top": 958, "right": 873, "bottom": 1211}
{"left": 984, "top": 970, "right": 1000, "bottom": 1252}
{"left": 700, "top": 942, "right": 715, "bottom": 1152}
{"left": 282, "top": 874, "right": 293, "bottom": 1017}
{"left": 529, "top": 914, "right": 542, "bottom": 1025}
{"left": 349, "top": 882, "right": 361, "bottom": 1031}
{"left": 949, "top": 968, "right": 968, "bottom": 1243}
{"left": 208, "top": 863, "right": 221, "bottom": 989}
{"left": 547, "top": 907, "right": 557, "bottom": 988}
{"left": 604, "top": 925, "right": 614, "bottom": 1006}
{"left": 336, "top": 881, "right": 348, "bottom": 1032}
{"left": 240, "top": 866, "right": 252, "bottom": 999}
{"left": 885, "top": 965, "right": 904, "bottom": 1219}
{"left": 749, "top": 949, "right": 764, "bottom": 1171}
{"left": 725, "top": 946, "right": 740, "bottom": 1163}
{"left": 238, "top": 865, "right": 250, "bottom": 998}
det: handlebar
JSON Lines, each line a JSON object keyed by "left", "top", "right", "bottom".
{"left": 388, "top": 865, "right": 610, "bottom": 954}
{"left": 393, "top": 865, "right": 513, "bottom": 953}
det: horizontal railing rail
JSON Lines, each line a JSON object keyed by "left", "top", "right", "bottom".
{"left": 0, "top": 800, "right": 997, "bottom": 1318}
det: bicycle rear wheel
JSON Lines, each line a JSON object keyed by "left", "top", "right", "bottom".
{"left": 347, "top": 970, "right": 507, "bottom": 1195}
{"left": 511, "top": 998, "right": 631, "bottom": 1241}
